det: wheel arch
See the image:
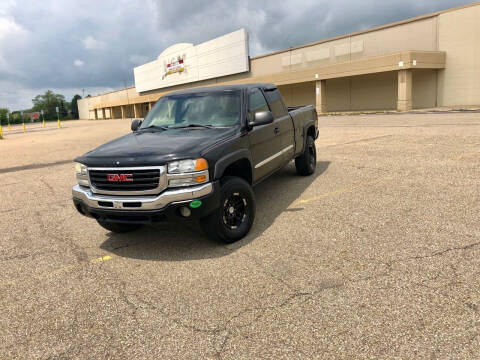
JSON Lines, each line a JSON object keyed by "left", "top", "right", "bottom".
{"left": 213, "top": 149, "right": 253, "bottom": 185}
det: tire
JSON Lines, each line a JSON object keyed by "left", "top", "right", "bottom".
{"left": 200, "top": 177, "right": 256, "bottom": 243}
{"left": 96, "top": 220, "right": 142, "bottom": 233}
{"left": 295, "top": 135, "right": 316, "bottom": 176}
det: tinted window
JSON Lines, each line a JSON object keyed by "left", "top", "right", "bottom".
{"left": 248, "top": 89, "right": 269, "bottom": 119}
{"left": 264, "top": 89, "right": 288, "bottom": 118}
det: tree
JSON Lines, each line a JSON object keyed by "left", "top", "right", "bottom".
{"left": 32, "top": 90, "right": 65, "bottom": 120}
{"left": 71, "top": 94, "right": 82, "bottom": 119}
{"left": 59, "top": 100, "right": 68, "bottom": 118}
{"left": 0, "top": 108, "right": 9, "bottom": 126}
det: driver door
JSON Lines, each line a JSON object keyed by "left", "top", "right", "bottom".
{"left": 247, "top": 88, "right": 283, "bottom": 182}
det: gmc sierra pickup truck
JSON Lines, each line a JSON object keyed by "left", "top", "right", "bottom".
{"left": 73, "top": 83, "right": 318, "bottom": 243}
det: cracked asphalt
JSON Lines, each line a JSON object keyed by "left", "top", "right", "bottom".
{"left": 0, "top": 113, "right": 479, "bottom": 359}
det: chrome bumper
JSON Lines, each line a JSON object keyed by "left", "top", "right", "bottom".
{"left": 72, "top": 183, "right": 213, "bottom": 211}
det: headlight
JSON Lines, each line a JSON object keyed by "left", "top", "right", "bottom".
{"left": 168, "top": 158, "right": 208, "bottom": 174}
{"left": 74, "top": 162, "right": 89, "bottom": 186}
{"left": 75, "top": 162, "right": 88, "bottom": 175}
{"left": 167, "top": 158, "right": 209, "bottom": 187}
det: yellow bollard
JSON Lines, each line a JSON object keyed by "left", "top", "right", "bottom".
{"left": 22, "top": 122, "right": 26, "bottom": 133}
{"left": 43, "top": 119, "right": 45, "bottom": 127}
{"left": 0, "top": 125, "right": 3, "bottom": 139}
{"left": 58, "top": 119, "right": 61, "bottom": 128}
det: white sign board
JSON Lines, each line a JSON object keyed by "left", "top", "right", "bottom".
{"left": 55, "top": 106, "right": 59, "bottom": 113}
{"left": 134, "top": 29, "right": 249, "bottom": 93}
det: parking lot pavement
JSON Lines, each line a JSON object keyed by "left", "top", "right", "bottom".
{"left": 0, "top": 114, "right": 479, "bottom": 359}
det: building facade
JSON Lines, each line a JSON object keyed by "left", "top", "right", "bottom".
{"left": 78, "top": 2, "right": 480, "bottom": 120}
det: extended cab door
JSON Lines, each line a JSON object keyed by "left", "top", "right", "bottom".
{"left": 263, "top": 87, "right": 295, "bottom": 164}
{"left": 247, "top": 88, "right": 283, "bottom": 182}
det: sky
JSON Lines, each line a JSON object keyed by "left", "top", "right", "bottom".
{"left": 0, "top": 0, "right": 474, "bottom": 111}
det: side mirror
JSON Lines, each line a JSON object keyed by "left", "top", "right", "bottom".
{"left": 250, "top": 111, "right": 274, "bottom": 127}
{"left": 131, "top": 119, "right": 142, "bottom": 132}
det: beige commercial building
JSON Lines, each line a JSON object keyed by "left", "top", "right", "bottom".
{"left": 78, "top": 2, "right": 480, "bottom": 120}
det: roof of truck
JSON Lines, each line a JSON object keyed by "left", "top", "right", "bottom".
{"left": 166, "top": 83, "right": 276, "bottom": 96}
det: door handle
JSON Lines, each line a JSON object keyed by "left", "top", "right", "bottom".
{"left": 274, "top": 127, "right": 280, "bottom": 134}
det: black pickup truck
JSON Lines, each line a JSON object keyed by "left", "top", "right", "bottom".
{"left": 73, "top": 83, "right": 318, "bottom": 243}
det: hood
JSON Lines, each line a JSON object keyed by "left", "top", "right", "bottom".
{"left": 75, "top": 127, "right": 237, "bottom": 167}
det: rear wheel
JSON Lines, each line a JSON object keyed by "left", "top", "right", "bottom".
{"left": 295, "top": 135, "right": 316, "bottom": 176}
{"left": 200, "top": 177, "right": 255, "bottom": 243}
{"left": 96, "top": 220, "right": 142, "bottom": 233}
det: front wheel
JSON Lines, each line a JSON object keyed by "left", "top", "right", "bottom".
{"left": 96, "top": 220, "right": 142, "bottom": 233}
{"left": 200, "top": 177, "right": 256, "bottom": 243}
{"left": 295, "top": 135, "right": 316, "bottom": 176}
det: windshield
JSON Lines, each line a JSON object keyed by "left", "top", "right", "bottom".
{"left": 140, "top": 90, "right": 241, "bottom": 129}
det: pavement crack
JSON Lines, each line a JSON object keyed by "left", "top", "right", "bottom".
{"left": 132, "top": 294, "right": 220, "bottom": 335}
{"left": 0, "top": 208, "right": 17, "bottom": 214}
{"left": 214, "top": 331, "right": 230, "bottom": 360}
{"left": 118, "top": 280, "right": 141, "bottom": 326}
{"left": 0, "top": 253, "right": 31, "bottom": 261}
{"left": 239, "top": 252, "right": 299, "bottom": 292}
{"left": 386, "top": 241, "right": 480, "bottom": 266}
{"left": 465, "top": 302, "right": 479, "bottom": 313}
{"left": 40, "top": 178, "right": 55, "bottom": 194}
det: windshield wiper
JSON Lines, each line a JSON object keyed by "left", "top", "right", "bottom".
{"left": 170, "top": 123, "right": 213, "bottom": 129}
{"left": 140, "top": 125, "right": 169, "bottom": 131}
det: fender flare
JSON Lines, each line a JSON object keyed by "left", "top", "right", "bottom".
{"left": 300, "top": 120, "right": 317, "bottom": 153}
{"left": 213, "top": 149, "right": 252, "bottom": 181}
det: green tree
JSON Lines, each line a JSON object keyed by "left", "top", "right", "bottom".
{"left": 59, "top": 100, "right": 68, "bottom": 118}
{"left": 32, "top": 90, "right": 65, "bottom": 120}
{"left": 0, "top": 108, "right": 9, "bottom": 126}
{"left": 71, "top": 94, "right": 82, "bottom": 119}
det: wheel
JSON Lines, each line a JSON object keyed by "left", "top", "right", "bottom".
{"left": 96, "top": 220, "right": 142, "bottom": 233}
{"left": 200, "top": 177, "right": 256, "bottom": 243}
{"left": 295, "top": 135, "right": 316, "bottom": 176}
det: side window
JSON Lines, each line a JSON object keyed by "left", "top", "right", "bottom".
{"left": 248, "top": 89, "right": 269, "bottom": 120}
{"left": 264, "top": 89, "right": 288, "bottom": 118}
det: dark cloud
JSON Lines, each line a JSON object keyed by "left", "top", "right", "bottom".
{"left": 0, "top": 0, "right": 473, "bottom": 110}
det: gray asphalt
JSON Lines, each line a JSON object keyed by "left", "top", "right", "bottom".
{"left": 0, "top": 114, "right": 479, "bottom": 359}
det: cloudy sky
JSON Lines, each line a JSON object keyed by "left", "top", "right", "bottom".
{"left": 0, "top": 0, "right": 473, "bottom": 110}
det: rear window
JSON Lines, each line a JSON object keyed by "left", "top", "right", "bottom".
{"left": 264, "top": 88, "right": 288, "bottom": 118}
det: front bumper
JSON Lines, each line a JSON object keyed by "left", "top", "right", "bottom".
{"left": 72, "top": 181, "right": 220, "bottom": 223}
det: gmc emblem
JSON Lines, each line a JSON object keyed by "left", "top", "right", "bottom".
{"left": 107, "top": 174, "right": 133, "bottom": 182}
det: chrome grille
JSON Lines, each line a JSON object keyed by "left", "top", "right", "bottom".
{"left": 88, "top": 166, "right": 166, "bottom": 195}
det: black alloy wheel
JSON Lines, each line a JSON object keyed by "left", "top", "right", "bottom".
{"left": 200, "top": 176, "right": 255, "bottom": 243}
{"left": 222, "top": 192, "right": 248, "bottom": 231}
{"left": 295, "top": 135, "right": 316, "bottom": 176}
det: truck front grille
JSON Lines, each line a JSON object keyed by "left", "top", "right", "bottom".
{"left": 89, "top": 169, "right": 161, "bottom": 192}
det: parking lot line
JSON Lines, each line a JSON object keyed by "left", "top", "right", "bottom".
{"left": 90, "top": 255, "right": 113, "bottom": 263}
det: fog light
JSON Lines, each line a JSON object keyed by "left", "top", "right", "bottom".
{"left": 179, "top": 206, "right": 191, "bottom": 217}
